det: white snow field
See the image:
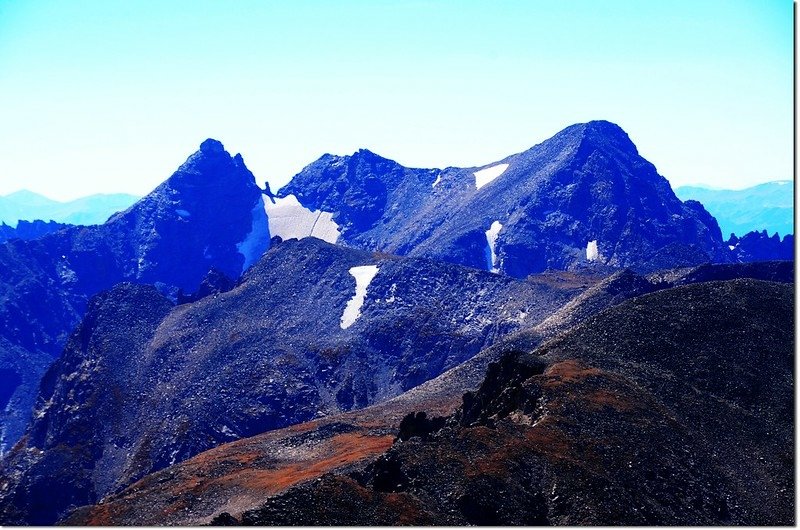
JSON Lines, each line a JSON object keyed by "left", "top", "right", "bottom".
{"left": 586, "top": 240, "right": 599, "bottom": 261}
{"left": 264, "top": 194, "right": 340, "bottom": 244}
{"left": 485, "top": 220, "right": 503, "bottom": 272}
{"left": 340, "top": 265, "right": 380, "bottom": 329}
{"left": 474, "top": 163, "right": 510, "bottom": 190}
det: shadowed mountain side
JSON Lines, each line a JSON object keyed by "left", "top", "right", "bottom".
{"left": 233, "top": 279, "right": 793, "bottom": 526}
{"left": 0, "top": 139, "right": 266, "bottom": 454}
{"left": 726, "top": 230, "right": 793, "bottom": 262}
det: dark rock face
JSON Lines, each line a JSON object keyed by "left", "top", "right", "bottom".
{"left": 176, "top": 267, "right": 237, "bottom": 304}
{"left": 396, "top": 412, "right": 446, "bottom": 442}
{"left": 239, "top": 279, "right": 793, "bottom": 526}
{"left": 107, "top": 139, "right": 267, "bottom": 291}
{"left": 0, "top": 284, "right": 174, "bottom": 525}
{"left": 281, "top": 149, "right": 440, "bottom": 240}
{"left": 280, "top": 121, "right": 730, "bottom": 277}
{"left": 0, "top": 220, "right": 72, "bottom": 243}
{"left": 0, "top": 238, "right": 582, "bottom": 525}
{"left": 0, "top": 140, "right": 268, "bottom": 454}
{"left": 727, "top": 230, "right": 793, "bottom": 262}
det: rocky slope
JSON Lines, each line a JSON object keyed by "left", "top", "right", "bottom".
{"left": 58, "top": 261, "right": 793, "bottom": 526}
{"left": 0, "top": 237, "right": 582, "bottom": 525}
{"left": 234, "top": 279, "right": 794, "bottom": 526}
{"left": 0, "top": 139, "right": 267, "bottom": 454}
{"left": 278, "top": 120, "right": 731, "bottom": 276}
{"left": 0, "top": 123, "right": 791, "bottom": 526}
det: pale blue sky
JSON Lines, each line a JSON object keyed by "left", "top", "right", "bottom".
{"left": 0, "top": 0, "right": 793, "bottom": 200}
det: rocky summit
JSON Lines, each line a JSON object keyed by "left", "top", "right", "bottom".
{"left": 278, "top": 121, "right": 730, "bottom": 276}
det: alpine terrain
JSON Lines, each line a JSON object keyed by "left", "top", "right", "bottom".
{"left": 0, "top": 121, "right": 792, "bottom": 526}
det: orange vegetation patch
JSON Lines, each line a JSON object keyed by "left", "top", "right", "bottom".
{"left": 383, "top": 492, "right": 431, "bottom": 525}
{"left": 584, "top": 389, "right": 636, "bottom": 412}
{"left": 204, "top": 431, "right": 394, "bottom": 496}
{"left": 80, "top": 503, "right": 123, "bottom": 526}
{"left": 542, "top": 359, "right": 604, "bottom": 388}
{"left": 524, "top": 420, "right": 573, "bottom": 458}
{"left": 81, "top": 430, "right": 393, "bottom": 525}
{"left": 523, "top": 420, "right": 604, "bottom": 473}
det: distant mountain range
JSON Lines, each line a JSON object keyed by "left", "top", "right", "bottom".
{"left": 674, "top": 181, "right": 793, "bottom": 238}
{"left": 0, "top": 190, "right": 139, "bottom": 227}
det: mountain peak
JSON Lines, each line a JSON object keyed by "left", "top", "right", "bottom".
{"left": 351, "top": 148, "right": 390, "bottom": 162}
{"left": 199, "top": 138, "right": 225, "bottom": 155}
{"left": 545, "top": 120, "right": 638, "bottom": 158}
{"left": 581, "top": 119, "right": 626, "bottom": 133}
{"left": 574, "top": 120, "right": 638, "bottom": 153}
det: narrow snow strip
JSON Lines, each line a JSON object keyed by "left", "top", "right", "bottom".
{"left": 485, "top": 220, "right": 503, "bottom": 273}
{"left": 432, "top": 174, "right": 442, "bottom": 188}
{"left": 236, "top": 196, "right": 270, "bottom": 272}
{"left": 473, "top": 163, "right": 509, "bottom": 190}
{"left": 263, "top": 194, "right": 340, "bottom": 244}
{"left": 586, "top": 240, "right": 599, "bottom": 261}
{"left": 340, "top": 265, "right": 380, "bottom": 329}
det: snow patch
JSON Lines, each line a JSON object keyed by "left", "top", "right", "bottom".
{"left": 586, "top": 240, "right": 599, "bottom": 261}
{"left": 432, "top": 174, "right": 442, "bottom": 188}
{"left": 385, "top": 282, "right": 398, "bottom": 303}
{"left": 484, "top": 221, "right": 503, "bottom": 273}
{"left": 728, "top": 245, "right": 736, "bottom": 250}
{"left": 474, "top": 163, "right": 509, "bottom": 190}
{"left": 264, "top": 194, "right": 340, "bottom": 244}
{"left": 236, "top": 196, "right": 270, "bottom": 272}
{"left": 175, "top": 209, "right": 190, "bottom": 218}
{"left": 340, "top": 265, "right": 379, "bottom": 329}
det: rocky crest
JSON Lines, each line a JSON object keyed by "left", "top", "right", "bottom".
{"left": 56, "top": 262, "right": 793, "bottom": 526}
{"left": 279, "top": 121, "right": 731, "bottom": 276}
{"left": 727, "top": 230, "right": 793, "bottom": 262}
{"left": 0, "top": 220, "right": 71, "bottom": 243}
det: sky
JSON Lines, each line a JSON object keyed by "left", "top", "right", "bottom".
{"left": 0, "top": 0, "right": 793, "bottom": 201}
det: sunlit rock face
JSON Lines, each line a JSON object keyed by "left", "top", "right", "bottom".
{"left": 279, "top": 121, "right": 730, "bottom": 277}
